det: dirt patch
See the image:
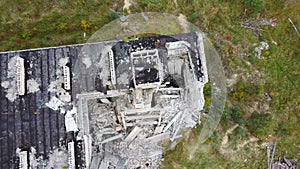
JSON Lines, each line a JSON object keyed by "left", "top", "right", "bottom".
{"left": 178, "top": 14, "right": 189, "bottom": 33}
{"left": 220, "top": 125, "right": 259, "bottom": 156}
{"left": 124, "top": 0, "right": 133, "bottom": 13}
{"left": 221, "top": 124, "right": 239, "bottom": 147}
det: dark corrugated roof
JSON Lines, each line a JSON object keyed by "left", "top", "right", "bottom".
{"left": 0, "top": 46, "right": 79, "bottom": 168}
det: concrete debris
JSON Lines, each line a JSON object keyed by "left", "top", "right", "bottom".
{"left": 46, "top": 148, "right": 68, "bottom": 169}
{"left": 144, "top": 132, "right": 170, "bottom": 143}
{"left": 261, "top": 17, "right": 278, "bottom": 27}
{"left": 120, "top": 15, "right": 129, "bottom": 22}
{"left": 271, "top": 159, "right": 298, "bottom": 169}
{"left": 254, "top": 42, "right": 269, "bottom": 58}
{"left": 242, "top": 20, "right": 264, "bottom": 33}
{"left": 26, "top": 79, "right": 40, "bottom": 93}
{"left": 73, "top": 33, "right": 208, "bottom": 168}
{"left": 82, "top": 57, "right": 92, "bottom": 68}
{"left": 46, "top": 96, "right": 64, "bottom": 111}
{"left": 48, "top": 62, "right": 72, "bottom": 103}
{"left": 265, "top": 142, "right": 299, "bottom": 169}
{"left": 16, "top": 147, "right": 69, "bottom": 169}
{"left": 65, "top": 107, "right": 79, "bottom": 132}
{"left": 1, "top": 81, "right": 10, "bottom": 88}
{"left": 124, "top": 126, "right": 143, "bottom": 142}
{"left": 18, "top": 150, "right": 29, "bottom": 169}
{"left": 2, "top": 55, "right": 25, "bottom": 101}
{"left": 48, "top": 80, "right": 61, "bottom": 92}
{"left": 59, "top": 57, "right": 69, "bottom": 67}
{"left": 101, "top": 134, "right": 123, "bottom": 144}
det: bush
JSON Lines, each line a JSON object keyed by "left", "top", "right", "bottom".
{"left": 80, "top": 20, "right": 91, "bottom": 31}
{"left": 109, "top": 10, "right": 119, "bottom": 20}
{"left": 275, "top": 123, "right": 290, "bottom": 136}
{"left": 232, "top": 81, "right": 259, "bottom": 100}
{"left": 188, "top": 13, "right": 198, "bottom": 23}
{"left": 230, "top": 107, "right": 245, "bottom": 125}
{"left": 223, "top": 106, "right": 245, "bottom": 125}
{"left": 244, "top": 0, "right": 264, "bottom": 15}
{"left": 236, "top": 127, "right": 247, "bottom": 137}
{"left": 208, "top": 131, "right": 219, "bottom": 143}
{"left": 246, "top": 112, "right": 272, "bottom": 136}
{"left": 249, "top": 53, "right": 257, "bottom": 63}
{"left": 59, "top": 0, "right": 68, "bottom": 9}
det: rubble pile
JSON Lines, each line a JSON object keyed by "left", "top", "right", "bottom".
{"left": 74, "top": 33, "right": 208, "bottom": 168}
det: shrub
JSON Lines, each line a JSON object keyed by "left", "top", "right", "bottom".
{"left": 230, "top": 107, "right": 245, "bottom": 125}
{"left": 188, "top": 13, "right": 198, "bottom": 23}
{"left": 59, "top": 22, "right": 67, "bottom": 31}
{"left": 59, "top": 0, "right": 68, "bottom": 9}
{"left": 246, "top": 112, "right": 272, "bottom": 136}
{"left": 249, "top": 53, "right": 257, "bottom": 63}
{"left": 275, "top": 123, "right": 290, "bottom": 136}
{"left": 80, "top": 20, "right": 91, "bottom": 31}
{"left": 236, "top": 127, "right": 247, "bottom": 137}
{"left": 244, "top": 0, "right": 264, "bottom": 15}
{"left": 109, "top": 10, "right": 119, "bottom": 20}
{"left": 21, "top": 31, "right": 32, "bottom": 39}
{"left": 232, "top": 81, "right": 259, "bottom": 100}
{"left": 223, "top": 106, "right": 245, "bottom": 125}
{"left": 209, "top": 131, "right": 219, "bottom": 143}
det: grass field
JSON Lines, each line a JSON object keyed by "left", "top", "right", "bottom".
{"left": 1, "top": 0, "right": 299, "bottom": 168}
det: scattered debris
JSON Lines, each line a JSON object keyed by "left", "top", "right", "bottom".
{"left": 264, "top": 142, "right": 299, "bottom": 169}
{"left": 74, "top": 33, "right": 208, "bottom": 168}
{"left": 65, "top": 107, "right": 79, "bottom": 132}
{"left": 265, "top": 93, "right": 272, "bottom": 102}
{"left": 120, "top": 15, "right": 129, "bottom": 22}
{"left": 2, "top": 55, "right": 25, "bottom": 101}
{"left": 261, "top": 17, "right": 278, "bottom": 27}
{"left": 26, "top": 79, "right": 40, "bottom": 93}
{"left": 82, "top": 56, "right": 92, "bottom": 68}
{"left": 254, "top": 41, "right": 270, "bottom": 58}
{"left": 17, "top": 149, "right": 29, "bottom": 169}
{"left": 46, "top": 96, "right": 64, "bottom": 111}
{"left": 1, "top": 81, "right": 10, "bottom": 88}
{"left": 59, "top": 57, "right": 69, "bottom": 67}
{"left": 1, "top": 32, "right": 208, "bottom": 169}
{"left": 242, "top": 19, "right": 264, "bottom": 35}
{"left": 46, "top": 149, "right": 68, "bottom": 169}
{"left": 288, "top": 17, "right": 300, "bottom": 37}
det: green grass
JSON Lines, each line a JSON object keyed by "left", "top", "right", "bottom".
{"left": 0, "top": 0, "right": 122, "bottom": 51}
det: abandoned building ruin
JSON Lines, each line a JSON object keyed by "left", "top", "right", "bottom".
{"left": 0, "top": 32, "right": 208, "bottom": 169}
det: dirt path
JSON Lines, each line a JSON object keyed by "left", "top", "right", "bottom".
{"left": 220, "top": 125, "right": 258, "bottom": 155}
{"left": 221, "top": 124, "right": 239, "bottom": 146}
{"left": 123, "top": 0, "right": 132, "bottom": 13}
